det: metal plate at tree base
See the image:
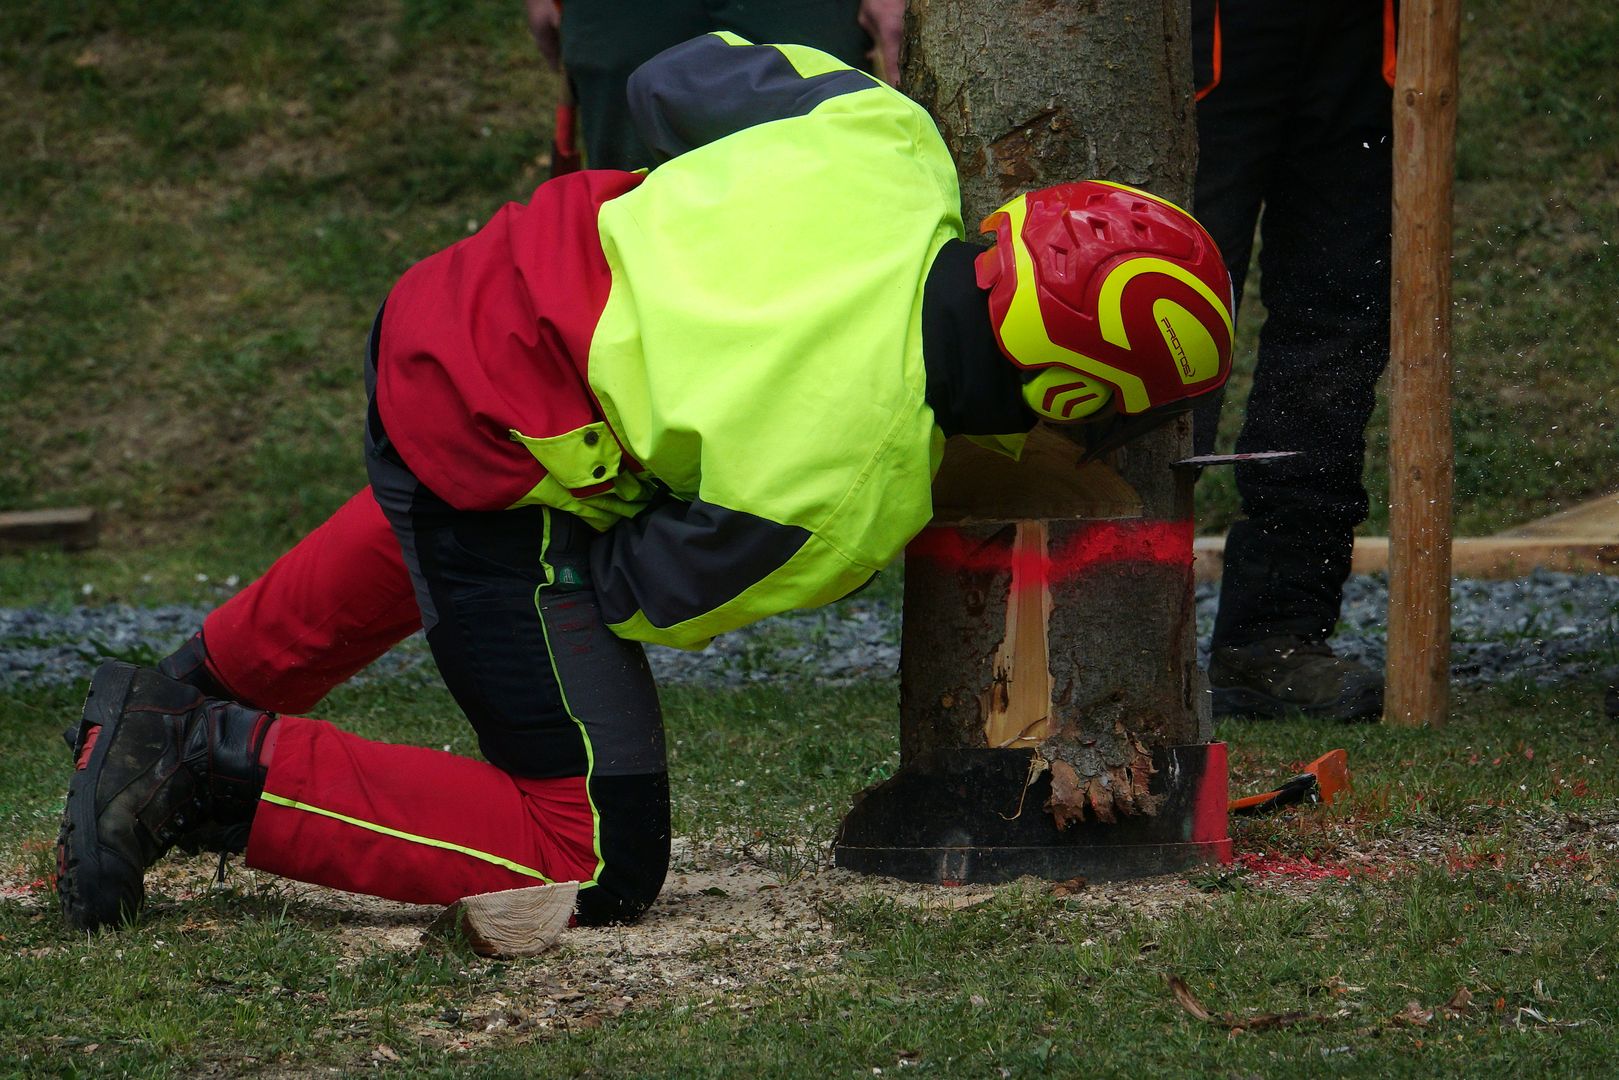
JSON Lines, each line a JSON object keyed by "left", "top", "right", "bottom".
{"left": 833, "top": 743, "right": 1232, "bottom": 884}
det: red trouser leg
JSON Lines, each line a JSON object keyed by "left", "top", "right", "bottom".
{"left": 202, "top": 488, "right": 422, "bottom": 714}
{"left": 245, "top": 716, "right": 600, "bottom": 905}
{"left": 210, "top": 480, "right": 670, "bottom": 921}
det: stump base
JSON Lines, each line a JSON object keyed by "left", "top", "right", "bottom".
{"left": 833, "top": 743, "right": 1231, "bottom": 884}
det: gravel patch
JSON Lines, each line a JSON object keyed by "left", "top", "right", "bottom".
{"left": 4, "top": 571, "right": 1618, "bottom": 694}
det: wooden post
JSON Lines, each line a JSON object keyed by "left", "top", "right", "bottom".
{"left": 1387, "top": 0, "right": 1462, "bottom": 727}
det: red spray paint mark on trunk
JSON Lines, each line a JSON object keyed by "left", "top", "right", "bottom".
{"left": 906, "top": 519, "right": 1193, "bottom": 588}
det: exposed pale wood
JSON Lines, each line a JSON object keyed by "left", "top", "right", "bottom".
{"left": 1195, "top": 534, "right": 1619, "bottom": 583}
{"left": 930, "top": 428, "right": 1142, "bottom": 524}
{"left": 1387, "top": 0, "right": 1462, "bottom": 727}
{"left": 1496, "top": 490, "right": 1619, "bottom": 539}
{"left": 424, "top": 881, "right": 577, "bottom": 958}
{"left": 981, "top": 521, "right": 1054, "bottom": 749}
{"left": 0, "top": 507, "right": 99, "bottom": 551}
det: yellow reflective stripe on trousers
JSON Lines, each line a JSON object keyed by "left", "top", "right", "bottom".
{"left": 534, "top": 506, "right": 608, "bottom": 886}
{"left": 258, "top": 791, "right": 559, "bottom": 884}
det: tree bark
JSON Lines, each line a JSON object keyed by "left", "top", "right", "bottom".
{"left": 899, "top": 0, "right": 1205, "bottom": 824}
{"left": 904, "top": 0, "right": 1197, "bottom": 215}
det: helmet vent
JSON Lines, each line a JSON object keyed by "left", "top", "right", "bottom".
{"left": 1044, "top": 243, "right": 1076, "bottom": 283}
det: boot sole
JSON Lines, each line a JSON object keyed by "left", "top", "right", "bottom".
{"left": 1212, "top": 683, "right": 1384, "bottom": 724}
{"left": 57, "top": 661, "right": 148, "bottom": 931}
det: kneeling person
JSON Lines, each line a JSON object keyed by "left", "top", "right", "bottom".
{"left": 56, "top": 32, "right": 1235, "bottom": 931}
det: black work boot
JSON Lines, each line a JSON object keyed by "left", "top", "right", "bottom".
{"left": 57, "top": 633, "right": 238, "bottom": 757}
{"left": 56, "top": 661, "right": 275, "bottom": 931}
{"left": 155, "top": 632, "right": 261, "bottom": 857}
{"left": 1208, "top": 637, "right": 1384, "bottom": 723}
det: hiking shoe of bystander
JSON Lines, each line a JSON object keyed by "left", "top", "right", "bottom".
{"left": 1209, "top": 637, "right": 1384, "bottom": 723}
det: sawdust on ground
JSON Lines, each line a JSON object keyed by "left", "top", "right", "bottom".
{"left": 326, "top": 838, "right": 1213, "bottom": 1052}
{"left": 6, "top": 836, "right": 1213, "bottom": 1052}
{"left": 13, "top": 811, "right": 1616, "bottom": 1054}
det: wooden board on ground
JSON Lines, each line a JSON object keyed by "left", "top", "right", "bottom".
{"left": 1367, "top": 537, "right": 1619, "bottom": 578}
{"left": 424, "top": 881, "right": 577, "bottom": 958}
{"left": 1494, "top": 490, "right": 1619, "bottom": 539}
{"left": 1193, "top": 489, "right": 1619, "bottom": 583}
{"left": 0, "top": 507, "right": 98, "bottom": 552}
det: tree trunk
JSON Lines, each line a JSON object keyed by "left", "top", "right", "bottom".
{"left": 899, "top": 0, "right": 1206, "bottom": 824}
{"left": 904, "top": 0, "right": 1197, "bottom": 215}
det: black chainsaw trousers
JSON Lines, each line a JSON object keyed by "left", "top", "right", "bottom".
{"left": 1188, "top": 0, "right": 1394, "bottom": 647}
{"left": 364, "top": 311, "right": 670, "bottom": 925}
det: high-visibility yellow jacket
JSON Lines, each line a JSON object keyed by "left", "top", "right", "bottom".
{"left": 378, "top": 32, "right": 975, "bottom": 650}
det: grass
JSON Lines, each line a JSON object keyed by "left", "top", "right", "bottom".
{"left": 1, "top": 0, "right": 557, "bottom": 590}
{"left": 4, "top": 673, "right": 1619, "bottom": 1075}
{"left": 579, "top": 878, "right": 1618, "bottom": 1077}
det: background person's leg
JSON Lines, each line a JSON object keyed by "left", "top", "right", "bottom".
{"left": 559, "top": 0, "right": 708, "bottom": 169}
{"left": 1205, "top": 129, "right": 1390, "bottom": 721}
{"left": 1199, "top": 2, "right": 1391, "bottom": 721}
{"left": 1211, "top": 115, "right": 1392, "bottom": 647}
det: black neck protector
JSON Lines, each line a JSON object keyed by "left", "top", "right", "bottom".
{"left": 920, "top": 239, "right": 1037, "bottom": 438}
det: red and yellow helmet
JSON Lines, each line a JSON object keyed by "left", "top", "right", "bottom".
{"left": 975, "top": 180, "right": 1234, "bottom": 423}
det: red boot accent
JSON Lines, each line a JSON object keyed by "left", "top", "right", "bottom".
{"left": 74, "top": 726, "right": 101, "bottom": 770}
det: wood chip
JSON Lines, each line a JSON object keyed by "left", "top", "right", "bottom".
{"left": 425, "top": 881, "right": 578, "bottom": 958}
{"left": 1167, "top": 975, "right": 1213, "bottom": 1022}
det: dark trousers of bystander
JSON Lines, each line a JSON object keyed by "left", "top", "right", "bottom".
{"left": 559, "top": 0, "right": 872, "bottom": 170}
{"left": 1190, "top": 0, "right": 1395, "bottom": 649}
